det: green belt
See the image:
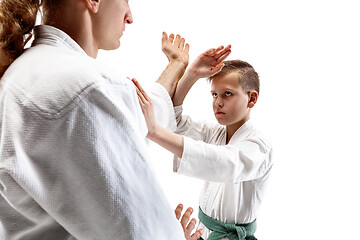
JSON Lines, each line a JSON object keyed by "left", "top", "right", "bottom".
{"left": 198, "top": 207, "right": 257, "bottom": 240}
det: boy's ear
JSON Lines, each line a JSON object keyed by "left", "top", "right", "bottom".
{"left": 82, "top": 0, "right": 101, "bottom": 13}
{"left": 248, "top": 91, "right": 258, "bottom": 108}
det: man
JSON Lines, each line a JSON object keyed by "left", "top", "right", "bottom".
{"left": 0, "top": 0, "right": 201, "bottom": 239}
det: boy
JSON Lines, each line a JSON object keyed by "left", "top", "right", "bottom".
{"left": 133, "top": 46, "right": 273, "bottom": 240}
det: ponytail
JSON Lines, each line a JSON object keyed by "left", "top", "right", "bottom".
{"left": 0, "top": 0, "right": 41, "bottom": 78}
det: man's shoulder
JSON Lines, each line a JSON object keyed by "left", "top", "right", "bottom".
{"left": 2, "top": 45, "right": 109, "bottom": 119}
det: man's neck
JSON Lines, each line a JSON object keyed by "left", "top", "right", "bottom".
{"left": 43, "top": 6, "right": 98, "bottom": 58}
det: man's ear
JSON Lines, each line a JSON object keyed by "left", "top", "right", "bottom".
{"left": 248, "top": 91, "right": 258, "bottom": 108}
{"left": 82, "top": 0, "right": 101, "bottom": 13}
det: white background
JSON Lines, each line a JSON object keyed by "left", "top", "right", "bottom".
{"left": 97, "top": 0, "right": 360, "bottom": 238}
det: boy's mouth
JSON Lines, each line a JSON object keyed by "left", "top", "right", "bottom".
{"left": 215, "top": 111, "right": 225, "bottom": 115}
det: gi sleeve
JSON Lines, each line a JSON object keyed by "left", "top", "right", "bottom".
{"left": 174, "top": 136, "right": 272, "bottom": 183}
{"left": 173, "top": 105, "right": 221, "bottom": 142}
{"left": 146, "top": 83, "right": 176, "bottom": 132}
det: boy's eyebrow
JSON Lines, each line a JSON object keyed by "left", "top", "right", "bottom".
{"left": 211, "top": 88, "right": 236, "bottom": 92}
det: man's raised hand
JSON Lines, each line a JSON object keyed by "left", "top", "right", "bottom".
{"left": 162, "top": 32, "right": 190, "bottom": 68}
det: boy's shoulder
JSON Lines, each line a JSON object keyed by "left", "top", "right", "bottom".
{"left": 242, "top": 121, "right": 272, "bottom": 149}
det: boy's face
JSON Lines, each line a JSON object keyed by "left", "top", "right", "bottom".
{"left": 211, "top": 71, "right": 251, "bottom": 128}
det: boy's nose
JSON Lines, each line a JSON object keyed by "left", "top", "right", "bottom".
{"left": 215, "top": 98, "right": 224, "bottom": 107}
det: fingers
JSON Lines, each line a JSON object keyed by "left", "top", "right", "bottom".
{"left": 179, "top": 37, "right": 188, "bottom": 51}
{"left": 180, "top": 37, "right": 185, "bottom": 50}
{"left": 216, "top": 44, "right": 231, "bottom": 62}
{"left": 167, "top": 34, "right": 187, "bottom": 50}
{"left": 216, "top": 44, "right": 231, "bottom": 57}
{"left": 224, "top": 44, "right": 232, "bottom": 51}
{"left": 190, "top": 229, "right": 204, "bottom": 240}
{"left": 176, "top": 205, "right": 203, "bottom": 240}
{"left": 204, "top": 45, "right": 231, "bottom": 58}
{"left": 131, "top": 78, "right": 151, "bottom": 102}
{"left": 207, "top": 45, "right": 224, "bottom": 57}
{"left": 180, "top": 207, "right": 193, "bottom": 230}
{"left": 169, "top": 33, "right": 175, "bottom": 44}
{"left": 163, "top": 32, "right": 188, "bottom": 50}
{"left": 214, "top": 45, "right": 225, "bottom": 54}
{"left": 162, "top": 32, "right": 169, "bottom": 48}
{"left": 216, "top": 49, "right": 231, "bottom": 63}
{"left": 174, "top": 204, "right": 183, "bottom": 220}
{"left": 136, "top": 87, "right": 146, "bottom": 107}
{"left": 174, "top": 34, "right": 181, "bottom": 48}
{"left": 162, "top": 32, "right": 168, "bottom": 42}
{"left": 184, "top": 218, "right": 197, "bottom": 237}
{"left": 129, "top": 78, "right": 152, "bottom": 112}
{"left": 203, "top": 45, "right": 224, "bottom": 57}
{"left": 184, "top": 43, "right": 190, "bottom": 53}
{"left": 131, "top": 77, "right": 143, "bottom": 94}
{"left": 132, "top": 79, "right": 146, "bottom": 104}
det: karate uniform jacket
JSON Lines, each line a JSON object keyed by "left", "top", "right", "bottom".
{"left": 0, "top": 25, "right": 184, "bottom": 240}
{"left": 173, "top": 105, "right": 273, "bottom": 240}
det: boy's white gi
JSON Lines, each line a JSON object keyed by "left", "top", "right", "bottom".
{"left": 173, "top": 105, "right": 273, "bottom": 240}
{"left": 0, "top": 25, "right": 184, "bottom": 240}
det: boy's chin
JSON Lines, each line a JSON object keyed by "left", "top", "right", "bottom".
{"left": 215, "top": 118, "right": 227, "bottom": 126}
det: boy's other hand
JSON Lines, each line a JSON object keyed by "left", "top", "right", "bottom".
{"left": 175, "top": 204, "right": 203, "bottom": 240}
{"left": 162, "top": 32, "right": 190, "bottom": 68}
{"left": 130, "top": 78, "right": 158, "bottom": 137}
{"left": 189, "top": 45, "right": 231, "bottom": 79}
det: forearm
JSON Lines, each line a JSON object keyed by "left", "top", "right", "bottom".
{"left": 175, "top": 137, "right": 271, "bottom": 183}
{"left": 172, "top": 70, "right": 199, "bottom": 106}
{"left": 156, "top": 60, "right": 186, "bottom": 98}
{"left": 148, "top": 124, "right": 184, "bottom": 158}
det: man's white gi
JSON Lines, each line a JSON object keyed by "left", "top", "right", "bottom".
{"left": 0, "top": 25, "right": 184, "bottom": 240}
{"left": 173, "top": 105, "right": 273, "bottom": 240}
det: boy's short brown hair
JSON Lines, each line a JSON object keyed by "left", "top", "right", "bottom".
{"left": 208, "top": 60, "right": 260, "bottom": 95}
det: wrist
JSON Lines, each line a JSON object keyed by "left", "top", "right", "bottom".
{"left": 169, "top": 59, "right": 187, "bottom": 69}
{"left": 146, "top": 123, "right": 161, "bottom": 140}
{"left": 183, "top": 68, "right": 200, "bottom": 82}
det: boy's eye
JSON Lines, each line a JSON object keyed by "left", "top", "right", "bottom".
{"left": 212, "top": 93, "right": 218, "bottom": 97}
{"left": 225, "top": 91, "right": 232, "bottom": 96}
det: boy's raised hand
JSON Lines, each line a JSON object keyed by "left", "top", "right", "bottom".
{"left": 189, "top": 45, "right": 231, "bottom": 79}
{"left": 162, "top": 32, "right": 190, "bottom": 68}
